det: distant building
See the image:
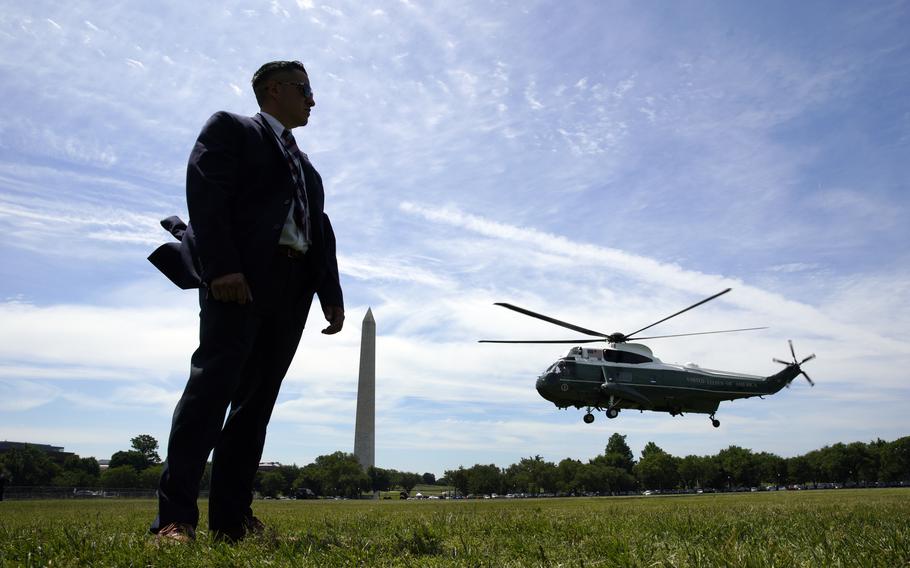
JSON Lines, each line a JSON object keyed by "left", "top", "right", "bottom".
{"left": 258, "top": 462, "right": 282, "bottom": 472}
{"left": 0, "top": 441, "right": 75, "bottom": 464}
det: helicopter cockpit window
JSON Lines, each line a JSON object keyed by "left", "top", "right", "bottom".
{"left": 549, "top": 361, "right": 577, "bottom": 376}
{"left": 603, "top": 350, "right": 652, "bottom": 364}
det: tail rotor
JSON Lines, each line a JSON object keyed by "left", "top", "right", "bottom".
{"left": 774, "top": 340, "right": 816, "bottom": 387}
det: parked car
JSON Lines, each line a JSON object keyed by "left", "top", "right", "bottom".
{"left": 293, "top": 488, "right": 317, "bottom": 499}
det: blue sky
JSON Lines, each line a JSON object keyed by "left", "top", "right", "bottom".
{"left": 1, "top": 1, "right": 908, "bottom": 476}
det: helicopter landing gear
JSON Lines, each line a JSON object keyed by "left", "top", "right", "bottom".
{"left": 606, "top": 407, "right": 619, "bottom": 419}
{"left": 710, "top": 414, "right": 720, "bottom": 428}
{"left": 583, "top": 413, "right": 595, "bottom": 424}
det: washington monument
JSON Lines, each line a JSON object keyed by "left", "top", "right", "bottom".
{"left": 354, "top": 308, "right": 375, "bottom": 469}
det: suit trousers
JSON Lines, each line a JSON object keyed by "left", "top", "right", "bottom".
{"left": 152, "top": 249, "right": 315, "bottom": 532}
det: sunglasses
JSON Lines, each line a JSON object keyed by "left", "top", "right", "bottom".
{"left": 278, "top": 81, "right": 313, "bottom": 98}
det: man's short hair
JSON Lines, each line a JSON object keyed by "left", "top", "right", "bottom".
{"left": 252, "top": 60, "right": 307, "bottom": 105}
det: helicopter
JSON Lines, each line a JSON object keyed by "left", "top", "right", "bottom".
{"left": 480, "top": 288, "right": 815, "bottom": 428}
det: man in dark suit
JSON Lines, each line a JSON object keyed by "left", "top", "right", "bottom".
{"left": 150, "top": 60, "right": 344, "bottom": 543}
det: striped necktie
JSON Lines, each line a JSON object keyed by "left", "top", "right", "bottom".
{"left": 280, "top": 128, "right": 310, "bottom": 241}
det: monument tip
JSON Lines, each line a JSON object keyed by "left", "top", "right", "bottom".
{"left": 364, "top": 307, "right": 374, "bottom": 322}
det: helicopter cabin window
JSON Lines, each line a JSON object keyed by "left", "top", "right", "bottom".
{"left": 602, "top": 350, "right": 652, "bottom": 364}
{"left": 582, "top": 348, "right": 604, "bottom": 360}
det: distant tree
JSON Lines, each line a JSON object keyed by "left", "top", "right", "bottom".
{"left": 634, "top": 446, "right": 678, "bottom": 491}
{"left": 138, "top": 464, "right": 164, "bottom": 489}
{"left": 860, "top": 438, "right": 888, "bottom": 483}
{"left": 130, "top": 434, "right": 161, "bottom": 465}
{"left": 814, "top": 443, "right": 853, "bottom": 483}
{"left": 612, "top": 468, "right": 637, "bottom": 493}
{"left": 312, "top": 452, "right": 370, "bottom": 497}
{"left": 294, "top": 463, "right": 324, "bottom": 496}
{"left": 879, "top": 437, "right": 910, "bottom": 482}
{"left": 466, "top": 464, "right": 503, "bottom": 495}
{"left": 101, "top": 465, "right": 139, "bottom": 488}
{"left": 677, "top": 455, "right": 702, "bottom": 489}
{"left": 64, "top": 456, "right": 101, "bottom": 477}
{"left": 504, "top": 462, "right": 531, "bottom": 494}
{"left": 52, "top": 470, "right": 93, "bottom": 487}
{"left": 604, "top": 433, "right": 635, "bottom": 472}
{"left": 505, "top": 456, "right": 557, "bottom": 494}
{"left": 556, "top": 458, "right": 583, "bottom": 494}
{"left": 109, "top": 450, "right": 149, "bottom": 472}
{"left": 385, "top": 469, "right": 401, "bottom": 489}
{"left": 421, "top": 472, "right": 436, "bottom": 485}
{"left": 368, "top": 466, "right": 392, "bottom": 492}
{"left": 274, "top": 464, "right": 301, "bottom": 495}
{"left": 0, "top": 445, "right": 60, "bottom": 486}
{"left": 399, "top": 472, "right": 422, "bottom": 494}
{"left": 443, "top": 467, "right": 469, "bottom": 496}
{"left": 787, "top": 455, "right": 816, "bottom": 485}
{"left": 260, "top": 471, "right": 285, "bottom": 498}
{"left": 52, "top": 456, "right": 101, "bottom": 487}
{"left": 640, "top": 442, "right": 665, "bottom": 460}
{"left": 754, "top": 452, "right": 786, "bottom": 486}
{"left": 845, "top": 441, "right": 877, "bottom": 483}
{"left": 716, "top": 446, "right": 759, "bottom": 487}
{"left": 573, "top": 462, "right": 605, "bottom": 493}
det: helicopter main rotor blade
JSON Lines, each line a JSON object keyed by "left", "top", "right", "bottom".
{"left": 478, "top": 339, "right": 604, "bottom": 344}
{"left": 625, "top": 288, "right": 732, "bottom": 340}
{"left": 493, "top": 303, "right": 610, "bottom": 338}
{"left": 801, "top": 371, "right": 815, "bottom": 387}
{"left": 631, "top": 326, "right": 768, "bottom": 341}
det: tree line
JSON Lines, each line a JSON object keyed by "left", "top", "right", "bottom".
{"left": 439, "top": 434, "right": 910, "bottom": 495}
{"left": 0, "top": 436, "right": 436, "bottom": 498}
{"left": 1, "top": 433, "right": 907, "bottom": 494}
{"left": 0, "top": 435, "right": 163, "bottom": 490}
{"left": 255, "top": 452, "right": 436, "bottom": 498}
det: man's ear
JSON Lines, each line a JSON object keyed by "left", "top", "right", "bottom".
{"left": 261, "top": 80, "right": 279, "bottom": 102}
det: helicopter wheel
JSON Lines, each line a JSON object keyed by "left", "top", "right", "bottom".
{"left": 583, "top": 413, "right": 595, "bottom": 424}
{"left": 711, "top": 417, "right": 720, "bottom": 428}
{"left": 606, "top": 407, "right": 619, "bottom": 419}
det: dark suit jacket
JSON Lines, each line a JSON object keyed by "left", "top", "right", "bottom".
{"left": 149, "top": 111, "right": 343, "bottom": 309}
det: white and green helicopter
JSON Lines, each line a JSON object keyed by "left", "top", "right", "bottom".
{"left": 480, "top": 289, "right": 815, "bottom": 428}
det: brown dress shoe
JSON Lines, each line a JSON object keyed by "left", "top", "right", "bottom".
{"left": 212, "top": 515, "right": 268, "bottom": 544}
{"left": 244, "top": 515, "right": 266, "bottom": 536}
{"left": 156, "top": 522, "right": 196, "bottom": 543}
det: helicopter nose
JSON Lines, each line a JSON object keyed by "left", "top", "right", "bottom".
{"left": 536, "top": 373, "right": 556, "bottom": 401}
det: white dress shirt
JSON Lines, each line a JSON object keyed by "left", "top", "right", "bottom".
{"left": 260, "top": 111, "right": 309, "bottom": 253}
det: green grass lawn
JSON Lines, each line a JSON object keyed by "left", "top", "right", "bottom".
{"left": 1, "top": 489, "right": 908, "bottom": 567}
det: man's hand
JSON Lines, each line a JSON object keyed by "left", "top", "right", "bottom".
{"left": 321, "top": 305, "right": 345, "bottom": 334}
{"left": 210, "top": 273, "right": 253, "bottom": 304}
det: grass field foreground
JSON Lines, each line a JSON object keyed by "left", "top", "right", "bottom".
{"left": 1, "top": 489, "right": 908, "bottom": 567}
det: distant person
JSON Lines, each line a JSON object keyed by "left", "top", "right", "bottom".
{"left": 148, "top": 60, "right": 344, "bottom": 543}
